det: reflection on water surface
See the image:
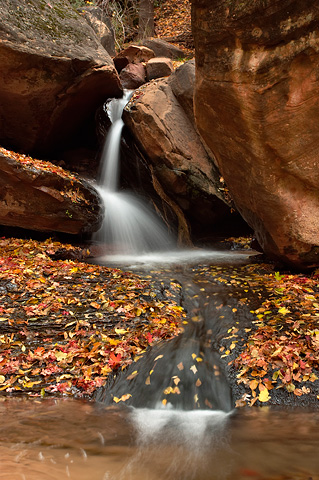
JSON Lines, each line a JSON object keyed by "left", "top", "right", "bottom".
{"left": 0, "top": 397, "right": 318, "bottom": 480}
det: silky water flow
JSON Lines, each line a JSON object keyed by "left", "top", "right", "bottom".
{"left": 93, "top": 90, "right": 173, "bottom": 256}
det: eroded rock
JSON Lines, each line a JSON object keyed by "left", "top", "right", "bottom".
{"left": 0, "top": 0, "right": 122, "bottom": 157}
{"left": 0, "top": 147, "right": 102, "bottom": 234}
{"left": 123, "top": 62, "right": 231, "bottom": 241}
{"left": 191, "top": 0, "right": 319, "bottom": 268}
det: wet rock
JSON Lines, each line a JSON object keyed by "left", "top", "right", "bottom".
{"left": 192, "top": 0, "right": 319, "bottom": 268}
{"left": 146, "top": 57, "right": 174, "bottom": 81}
{"left": 123, "top": 62, "right": 231, "bottom": 242}
{"left": 0, "top": 148, "right": 103, "bottom": 235}
{"left": 0, "top": 0, "right": 122, "bottom": 157}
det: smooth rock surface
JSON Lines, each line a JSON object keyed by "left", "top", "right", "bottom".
{"left": 123, "top": 63, "right": 230, "bottom": 240}
{"left": 0, "top": 0, "right": 122, "bottom": 157}
{"left": 192, "top": 0, "right": 319, "bottom": 268}
{"left": 146, "top": 57, "right": 174, "bottom": 81}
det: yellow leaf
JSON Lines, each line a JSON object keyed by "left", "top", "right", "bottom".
{"left": 278, "top": 307, "right": 290, "bottom": 315}
{"left": 55, "top": 351, "right": 68, "bottom": 362}
{"left": 0, "top": 375, "right": 5, "bottom": 384}
{"left": 115, "top": 328, "right": 127, "bottom": 335}
{"left": 162, "top": 399, "right": 167, "bottom": 406}
{"left": 145, "top": 376, "right": 151, "bottom": 385}
{"left": 190, "top": 365, "right": 198, "bottom": 374}
{"left": 258, "top": 387, "right": 270, "bottom": 402}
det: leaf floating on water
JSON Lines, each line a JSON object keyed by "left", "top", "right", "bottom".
{"left": 113, "top": 394, "right": 132, "bottom": 403}
{"left": 191, "top": 353, "right": 197, "bottom": 359}
{"left": 190, "top": 365, "right": 198, "bottom": 374}
{"left": 204, "top": 398, "right": 213, "bottom": 409}
{"left": 194, "top": 394, "right": 199, "bottom": 403}
{"left": 154, "top": 355, "right": 164, "bottom": 361}
{"left": 195, "top": 378, "right": 202, "bottom": 387}
{"left": 177, "top": 362, "right": 184, "bottom": 371}
{"left": 145, "top": 376, "right": 151, "bottom": 385}
{"left": 127, "top": 370, "right": 138, "bottom": 380}
{"left": 162, "top": 399, "right": 167, "bottom": 406}
{"left": 172, "top": 376, "right": 180, "bottom": 386}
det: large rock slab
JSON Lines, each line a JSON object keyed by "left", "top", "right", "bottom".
{"left": 123, "top": 62, "right": 230, "bottom": 240}
{"left": 0, "top": 0, "right": 122, "bottom": 157}
{"left": 0, "top": 147, "right": 102, "bottom": 234}
{"left": 191, "top": 0, "right": 319, "bottom": 268}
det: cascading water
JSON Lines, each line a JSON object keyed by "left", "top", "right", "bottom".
{"left": 93, "top": 91, "right": 174, "bottom": 256}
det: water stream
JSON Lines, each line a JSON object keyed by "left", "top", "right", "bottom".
{"left": 93, "top": 91, "right": 173, "bottom": 255}
{"left": 1, "top": 95, "right": 318, "bottom": 479}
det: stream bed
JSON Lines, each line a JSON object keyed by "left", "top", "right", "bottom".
{"left": 1, "top": 249, "right": 319, "bottom": 479}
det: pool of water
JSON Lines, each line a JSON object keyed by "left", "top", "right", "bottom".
{"left": 0, "top": 397, "right": 318, "bottom": 480}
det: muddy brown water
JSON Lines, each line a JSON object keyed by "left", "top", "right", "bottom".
{"left": 0, "top": 397, "right": 319, "bottom": 480}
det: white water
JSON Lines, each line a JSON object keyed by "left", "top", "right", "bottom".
{"left": 94, "top": 91, "right": 174, "bottom": 254}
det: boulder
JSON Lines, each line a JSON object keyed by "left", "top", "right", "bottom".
{"left": 80, "top": 6, "right": 116, "bottom": 56}
{"left": 113, "top": 45, "right": 155, "bottom": 72}
{"left": 140, "top": 38, "right": 187, "bottom": 59}
{"left": 168, "top": 59, "right": 195, "bottom": 121}
{"left": 191, "top": 0, "right": 319, "bottom": 268}
{"left": 123, "top": 64, "right": 230, "bottom": 240}
{"left": 120, "top": 63, "right": 146, "bottom": 90}
{"left": 0, "top": 147, "right": 102, "bottom": 235}
{"left": 0, "top": 0, "right": 122, "bottom": 157}
{"left": 146, "top": 57, "right": 174, "bottom": 81}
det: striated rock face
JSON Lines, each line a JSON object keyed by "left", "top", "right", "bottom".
{"left": 0, "top": 0, "right": 122, "bottom": 157}
{"left": 123, "top": 62, "right": 230, "bottom": 241}
{"left": 191, "top": 0, "right": 319, "bottom": 268}
{"left": 0, "top": 148, "right": 102, "bottom": 234}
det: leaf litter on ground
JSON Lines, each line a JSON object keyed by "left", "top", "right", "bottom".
{"left": 0, "top": 237, "right": 185, "bottom": 397}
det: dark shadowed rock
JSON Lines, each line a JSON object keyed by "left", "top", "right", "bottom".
{"left": 140, "top": 38, "right": 187, "bottom": 59}
{"left": 123, "top": 69, "right": 231, "bottom": 241}
{"left": 146, "top": 57, "right": 174, "bottom": 81}
{"left": 120, "top": 63, "right": 146, "bottom": 89}
{"left": 0, "top": 147, "right": 102, "bottom": 234}
{"left": 0, "top": 0, "right": 122, "bottom": 157}
{"left": 191, "top": 0, "right": 319, "bottom": 268}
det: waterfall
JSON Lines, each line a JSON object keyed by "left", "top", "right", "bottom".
{"left": 93, "top": 91, "right": 174, "bottom": 255}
